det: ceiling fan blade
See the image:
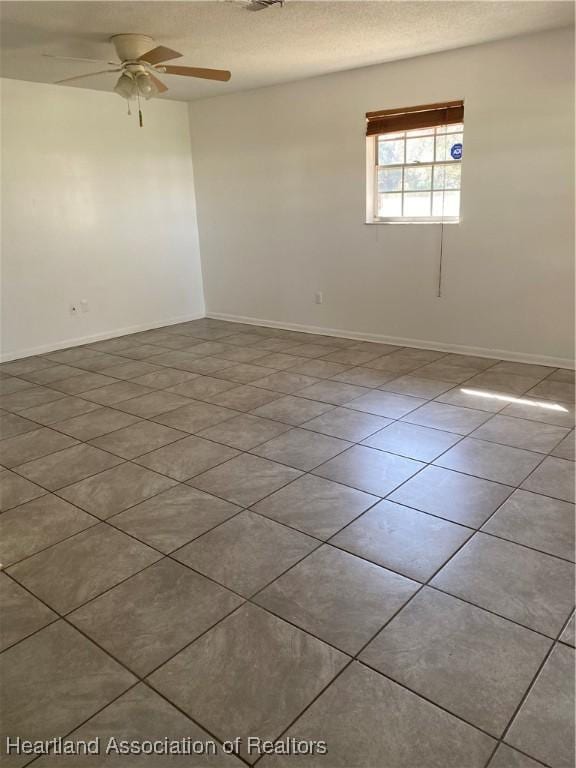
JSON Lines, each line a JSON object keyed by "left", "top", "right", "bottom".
{"left": 140, "top": 46, "right": 182, "bottom": 65}
{"left": 162, "top": 65, "right": 231, "bottom": 82}
{"left": 148, "top": 73, "right": 169, "bottom": 94}
{"left": 55, "top": 69, "right": 121, "bottom": 84}
{"left": 44, "top": 54, "right": 119, "bottom": 66}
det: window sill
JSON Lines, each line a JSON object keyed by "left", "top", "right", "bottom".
{"left": 365, "top": 217, "right": 461, "bottom": 225}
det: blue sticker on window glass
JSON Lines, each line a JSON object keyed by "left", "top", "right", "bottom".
{"left": 450, "top": 143, "right": 463, "bottom": 160}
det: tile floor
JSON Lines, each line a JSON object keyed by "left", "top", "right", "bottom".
{"left": 0, "top": 317, "right": 574, "bottom": 768}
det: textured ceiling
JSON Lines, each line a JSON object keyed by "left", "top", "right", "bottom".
{"left": 0, "top": 1, "right": 573, "bottom": 101}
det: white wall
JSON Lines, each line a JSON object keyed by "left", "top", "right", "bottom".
{"left": 189, "top": 28, "right": 575, "bottom": 366}
{"left": 1, "top": 78, "right": 205, "bottom": 360}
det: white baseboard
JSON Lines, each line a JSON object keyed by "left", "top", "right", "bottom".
{"left": 207, "top": 311, "right": 575, "bottom": 369}
{"left": 4, "top": 309, "right": 572, "bottom": 369}
{"left": 0, "top": 313, "right": 206, "bottom": 363}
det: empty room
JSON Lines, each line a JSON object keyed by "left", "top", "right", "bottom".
{"left": 0, "top": 1, "right": 574, "bottom": 766}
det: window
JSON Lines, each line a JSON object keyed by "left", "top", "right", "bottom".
{"left": 366, "top": 101, "right": 464, "bottom": 223}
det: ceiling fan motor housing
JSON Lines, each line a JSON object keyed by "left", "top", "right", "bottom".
{"left": 111, "top": 34, "right": 154, "bottom": 62}
{"left": 124, "top": 63, "right": 149, "bottom": 75}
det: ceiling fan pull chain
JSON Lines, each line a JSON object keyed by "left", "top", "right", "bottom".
{"left": 137, "top": 90, "right": 143, "bottom": 127}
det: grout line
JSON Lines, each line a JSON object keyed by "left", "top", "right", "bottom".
{"left": 250, "top": 466, "right": 526, "bottom": 762}
{"left": 3, "top": 463, "right": 568, "bottom": 672}
{"left": 4, "top": 570, "right": 252, "bottom": 768}
{"left": 3, "top": 388, "right": 573, "bottom": 627}
{"left": 3, "top": 529, "right": 557, "bottom": 768}
{"left": 6, "top": 486, "right": 569, "bottom": 735}
{"left": 308, "top": 476, "right": 565, "bottom": 749}
{"left": 2, "top": 391, "right": 572, "bottom": 544}
{"left": 249, "top": 658, "right": 355, "bottom": 767}
{"left": 18, "top": 681, "right": 144, "bottom": 768}
{"left": 489, "top": 639, "right": 563, "bottom": 768}
{"left": 1, "top": 318, "right": 573, "bottom": 768}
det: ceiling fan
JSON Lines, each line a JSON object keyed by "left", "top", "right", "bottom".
{"left": 246, "top": 0, "right": 285, "bottom": 10}
{"left": 44, "top": 34, "right": 231, "bottom": 125}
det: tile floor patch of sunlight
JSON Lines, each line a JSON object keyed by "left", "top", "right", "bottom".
{"left": 460, "top": 388, "right": 569, "bottom": 412}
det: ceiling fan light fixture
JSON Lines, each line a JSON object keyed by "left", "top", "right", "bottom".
{"left": 114, "top": 72, "right": 136, "bottom": 100}
{"left": 135, "top": 71, "right": 158, "bottom": 100}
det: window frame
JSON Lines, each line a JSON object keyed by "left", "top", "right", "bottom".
{"left": 366, "top": 123, "right": 463, "bottom": 225}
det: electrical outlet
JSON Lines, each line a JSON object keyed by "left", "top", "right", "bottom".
{"left": 80, "top": 299, "right": 89, "bottom": 313}
{"left": 69, "top": 303, "right": 80, "bottom": 316}
{"left": 315, "top": 291, "right": 323, "bottom": 305}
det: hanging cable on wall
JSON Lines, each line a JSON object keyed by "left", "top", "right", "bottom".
{"left": 436, "top": 133, "right": 463, "bottom": 298}
{"left": 437, "top": 184, "right": 446, "bottom": 298}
